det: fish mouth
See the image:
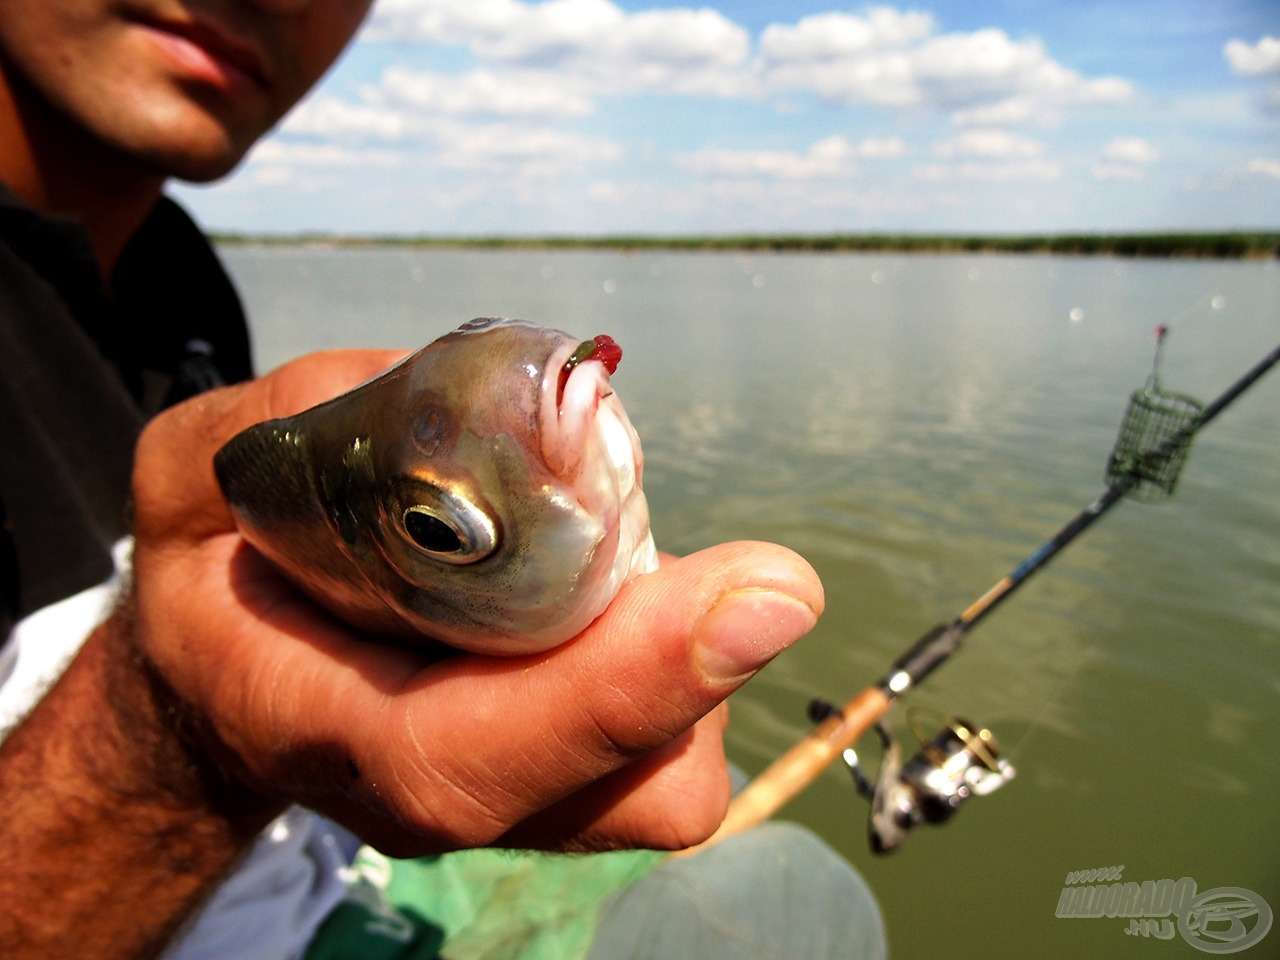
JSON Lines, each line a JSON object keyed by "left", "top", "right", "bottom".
{"left": 537, "top": 334, "right": 657, "bottom": 598}
{"left": 539, "top": 337, "right": 642, "bottom": 497}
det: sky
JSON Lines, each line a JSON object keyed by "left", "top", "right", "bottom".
{"left": 173, "top": 0, "right": 1280, "bottom": 236}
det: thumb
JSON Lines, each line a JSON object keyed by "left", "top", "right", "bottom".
{"left": 347, "top": 540, "right": 823, "bottom": 851}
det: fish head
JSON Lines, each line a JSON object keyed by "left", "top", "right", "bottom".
{"left": 215, "top": 317, "right": 657, "bottom": 655}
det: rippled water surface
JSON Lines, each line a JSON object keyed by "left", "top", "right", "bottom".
{"left": 223, "top": 246, "right": 1280, "bottom": 958}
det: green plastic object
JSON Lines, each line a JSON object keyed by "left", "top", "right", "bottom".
{"left": 304, "top": 823, "right": 886, "bottom": 960}
{"left": 305, "top": 845, "right": 663, "bottom": 960}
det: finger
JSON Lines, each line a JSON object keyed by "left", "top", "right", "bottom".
{"left": 498, "top": 706, "right": 733, "bottom": 852}
{"left": 134, "top": 349, "right": 406, "bottom": 542}
{"left": 346, "top": 541, "right": 822, "bottom": 850}
{"left": 260, "top": 349, "right": 411, "bottom": 420}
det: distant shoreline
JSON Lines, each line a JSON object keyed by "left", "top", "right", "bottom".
{"left": 213, "top": 231, "right": 1280, "bottom": 259}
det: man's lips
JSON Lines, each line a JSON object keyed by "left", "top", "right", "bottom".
{"left": 139, "top": 14, "right": 270, "bottom": 93}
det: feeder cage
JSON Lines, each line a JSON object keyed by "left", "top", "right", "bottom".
{"left": 1105, "top": 332, "right": 1204, "bottom": 502}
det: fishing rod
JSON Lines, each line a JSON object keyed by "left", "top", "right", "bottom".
{"left": 682, "top": 329, "right": 1280, "bottom": 856}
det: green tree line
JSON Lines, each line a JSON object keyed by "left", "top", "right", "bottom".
{"left": 215, "top": 232, "right": 1280, "bottom": 259}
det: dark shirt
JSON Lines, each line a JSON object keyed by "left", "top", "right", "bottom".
{"left": 0, "top": 186, "right": 253, "bottom": 640}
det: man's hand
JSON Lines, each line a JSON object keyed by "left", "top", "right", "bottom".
{"left": 131, "top": 349, "right": 824, "bottom": 855}
{"left": 0, "top": 349, "right": 822, "bottom": 960}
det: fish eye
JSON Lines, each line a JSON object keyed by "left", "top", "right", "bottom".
{"left": 398, "top": 499, "right": 498, "bottom": 565}
{"left": 403, "top": 508, "right": 463, "bottom": 553}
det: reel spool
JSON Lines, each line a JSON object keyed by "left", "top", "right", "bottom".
{"left": 809, "top": 700, "right": 1016, "bottom": 853}
{"left": 1105, "top": 326, "right": 1205, "bottom": 502}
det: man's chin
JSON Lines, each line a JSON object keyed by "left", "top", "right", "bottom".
{"left": 166, "top": 156, "right": 247, "bottom": 186}
{"left": 133, "top": 135, "right": 257, "bottom": 186}
{"left": 99, "top": 95, "right": 271, "bottom": 185}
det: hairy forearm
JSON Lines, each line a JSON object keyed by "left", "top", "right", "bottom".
{"left": 0, "top": 606, "right": 283, "bottom": 959}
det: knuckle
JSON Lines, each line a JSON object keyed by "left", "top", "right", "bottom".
{"left": 579, "top": 679, "right": 691, "bottom": 761}
{"left": 369, "top": 764, "right": 512, "bottom": 851}
{"left": 375, "top": 725, "right": 522, "bottom": 849}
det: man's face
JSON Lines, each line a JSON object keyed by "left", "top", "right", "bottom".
{"left": 0, "top": 0, "right": 373, "bottom": 182}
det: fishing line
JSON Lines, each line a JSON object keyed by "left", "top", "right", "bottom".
{"left": 1165, "top": 288, "right": 1219, "bottom": 326}
{"left": 997, "top": 676, "right": 1064, "bottom": 764}
{"left": 678, "top": 328, "right": 1280, "bottom": 857}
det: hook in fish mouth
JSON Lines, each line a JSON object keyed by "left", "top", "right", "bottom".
{"left": 556, "top": 335, "right": 622, "bottom": 408}
{"left": 540, "top": 334, "right": 634, "bottom": 487}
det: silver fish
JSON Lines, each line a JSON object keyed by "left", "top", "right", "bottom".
{"left": 214, "top": 317, "right": 658, "bottom": 656}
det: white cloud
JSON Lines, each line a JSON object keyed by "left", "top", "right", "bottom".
{"left": 1102, "top": 137, "right": 1159, "bottom": 164}
{"left": 378, "top": 67, "right": 596, "bottom": 118}
{"left": 282, "top": 98, "right": 411, "bottom": 140}
{"left": 1224, "top": 36, "right": 1280, "bottom": 76}
{"left": 915, "top": 159, "right": 1061, "bottom": 182}
{"left": 700, "top": 178, "right": 904, "bottom": 216}
{"left": 934, "top": 129, "right": 1044, "bottom": 158}
{"left": 856, "top": 136, "right": 912, "bottom": 159}
{"left": 368, "top": 0, "right": 620, "bottom": 58}
{"left": 680, "top": 133, "right": 911, "bottom": 180}
{"left": 951, "top": 96, "right": 1036, "bottom": 126}
{"left": 1092, "top": 164, "right": 1145, "bottom": 181}
{"left": 237, "top": 141, "right": 404, "bottom": 195}
{"left": 428, "top": 123, "right": 624, "bottom": 177}
{"left": 622, "top": 8, "right": 750, "bottom": 67}
{"left": 262, "top": 109, "right": 622, "bottom": 182}
{"left": 1247, "top": 158, "right": 1280, "bottom": 179}
{"left": 680, "top": 135, "right": 908, "bottom": 179}
{"left": 581, "top": 176, "right": 918, "bottom": 224}
{"left": 1225, "top": 36, "right": 1280, "bottom": 119}
{"left": 215, "top": 2, "right": 1197, "bottom": 231}
{"left": 758, "top": 8, "right": 934, "bottom": 62}
{"left": 759, "top": 12, "right": 1133, "bottom": 116}
{"left": 681, "top": 144, "right": 848, "bottom": 180}
{"left": 247, "top": 141, "right": 403, "bottom": 168}
{"left": 957, "top": 160, "right": 1061, "bottom": 181}
{"left": 368, "top": 0, "right": 750, "bottom": 95}
{"left": 282, "top": 68, "right": 596, "bottom": 144}
{"left": 583, "top": 179, "right": 718, "bottom": 218}
{"left": 366, "top": 1, "right": 1132, "bottom": 114}
{"left": 913, "top": 163, "right": 953, "bottom": 182}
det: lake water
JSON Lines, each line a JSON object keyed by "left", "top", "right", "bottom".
{"left": 222, "top": 246, "right": 1280, "bottom": 958}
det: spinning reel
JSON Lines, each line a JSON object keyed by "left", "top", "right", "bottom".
{"left": 808, "top": 700, "right": 1016, "bottom": 853}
